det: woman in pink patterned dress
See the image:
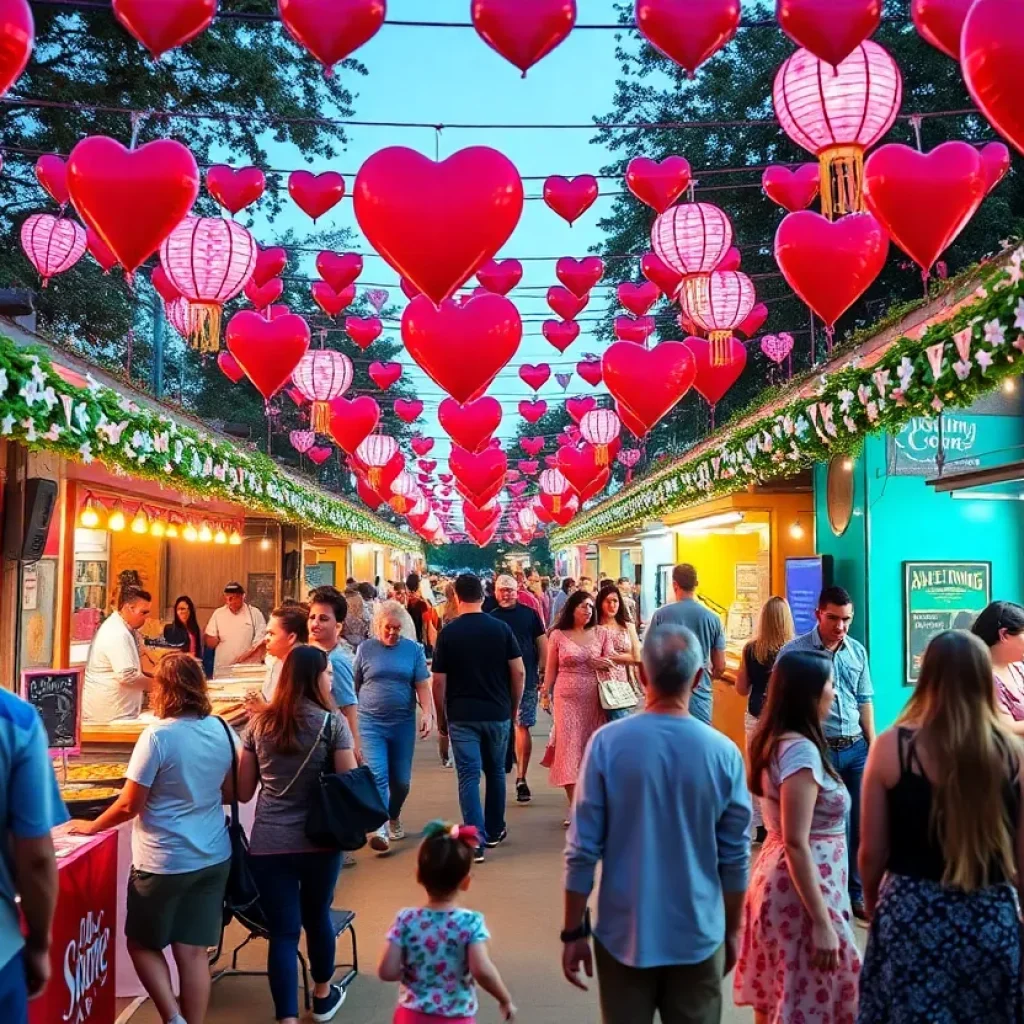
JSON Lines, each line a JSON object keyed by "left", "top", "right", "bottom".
{"left": 541, "top": 590, "right": 615, "bottom": 822}
{"left": 734, "top": 649, "right": 861, "bottom": 1024}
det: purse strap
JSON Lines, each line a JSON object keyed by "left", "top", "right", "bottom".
{"left": 216, "top": 716, "right": 241, "bottom": 836}
{"left": 278, "top": 711, "right": 331, "bottom": 798}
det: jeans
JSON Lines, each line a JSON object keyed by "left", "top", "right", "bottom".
{"left": 605, "top": 706, "right": 634, "bottom": 722}
{"left": 359, "top": 712, "right": 416, "bottom": 820}
{"left": 448, "top": 720, "right": 511, "bottom": 845}
{"left": 0, "top": 952, "right": 27, "bottom": 1024}
{"left": 826, "top": 735, "right": 868, "bottom": 902}
{"left": 248, "top": 851, "right": 342, "bottom": 1020}
{"left": 689, "top": 675, "right": 713, "bottom": 726}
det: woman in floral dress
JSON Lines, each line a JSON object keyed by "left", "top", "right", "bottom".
{"left": 734, "top": 649, "right": 861, "bottom": 1024}
{"left": 596, "top": 584, "right": 642, "bottom": 721}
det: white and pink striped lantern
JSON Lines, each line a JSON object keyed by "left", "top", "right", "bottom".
{"left": 290, "top": 430, "right": 316, "bottom": 454}
{"left": 164, "top": 296, "right": 201, "bottom": 339}
{"left": 681, "top": 270, "right": 757, "bottom": 365}
{"left": 355, "top": 434, "right": 398, "bottom": 489}
{"left": 158, "top": 216, "right": 257, "bottom": 352}
{"left": 651, "top": 203, "right": 733, "bottom": 308}
{"left": 579, "top": 409, "right": 622, "bottom": 466}
{"left": 773, "top": 42, "right": 902, "bottom": 218}
{"left": 292, "top": 350, "right": 353, "bottom": 433}
{"left": 539, "top": 468, "right": 572, "bottom": 512}
{"left": 517, "top": 507, "right": 538, "bottom": 535}
{"left": 21, "top": 214, "right": 86, "bottom": 286}
{"left": 389, "top": 472, "right": 421, "bottom": 515}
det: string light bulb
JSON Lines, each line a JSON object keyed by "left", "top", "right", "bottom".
{"left": 789, "top": 519, "right": 805, "bottom": 540}
{"left": 229, "top": 529, "right": 243, "bottom": 546}
{"left": 150, "top": 517, "right": 166, "bottom": 538}
{"left": 841, "top": 456, "right": 855, "bottom": 472}
{"left": 260, "top": 536, "right": 272, "bottom": 551}
{"left": 198, "top": 521, "right": 213, "bottom": 543}
{"left": 107, "top": 501, "right": 126, "bottom": 532}
{"left": 1004, "top": 378, "right": 1017, "bottom": 394}
{"left": 131, "top": 507, "right": 149, "bottom": 534}
{"left": 183, "top": 521, "right": 198, "bottom": 543}
{"left": 79, "top": 493, "right": 100, "bottom": 528}
{"left": 214, "top": 527, "right": 228, "bottom": 545}
{"left": 165, "top": 521, "right": 179, "bottom": 539}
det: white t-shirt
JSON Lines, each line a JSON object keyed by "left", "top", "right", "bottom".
{"left": 261, "top": 656, "right": 282, "bottom": 702}
{"left": 126, "top": 715, "right": 234, "bottom": 874}
{"left": 83, "top": 612, "right": 143, "bottom": 722}
{"left": 206, "top": 603, "right": 267, "bottom": 675}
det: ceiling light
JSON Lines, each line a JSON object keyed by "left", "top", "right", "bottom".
{"left": 183, "top": 521, "right": 198, "bottom": 543}
{"left": 165, "top": 521, "right": 179, "bottom": 539}
{"left": 673, "top": 511, "right": 744, "bottom": 534}
{"left": 149, "top": 517, "right": 166, "bottom": 538}
{"left": 198, "top": 522, "right": 213, "bottom": 543}
{"left": 79, "top": 493, "right": 100, "bottom": 529}
{"left": 214, "top": 527, "right": 228, "bottom": 545}
{"left": 107, "top": 501, "right": 126, "bottom": 532}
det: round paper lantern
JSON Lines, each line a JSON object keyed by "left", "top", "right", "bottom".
{"left": 389, "top": 472, "right": 421, "bottom": 515}
{"left": 681, "top": 270, "right": 757, "bottom": 364}
{"left": 291, "top": 350, "right": 354, "bottom": 433}
{"left": 164, "top": 296, "right": 200, "bottom": 339}
{"left": 355, "top": 434, "right": 398, "bottom": 489}
{"left": 159, "top": 216, "right": 257, "bottom": 352}
{"left": 20, "top": 214, "right": 86, "bottom": 285}
{"left": 539, "top": 467, "right": 571, "bottom": 511}
{"left": 579, "top": 409, "right": 622, "bottom": 465}
{"left": 651, "top": 204, "right": 734, "bottom": 310}
{"left": 517, "top": 507, "right": 538, "bottom": 535}
{"left": 773, "top": 41, "right": 902, "bottom": 218}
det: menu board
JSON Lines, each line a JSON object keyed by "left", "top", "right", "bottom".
{"left": 246, "top": 572, "right": 276, "bottom": 622}
{"left": 785, "top": 556, "right": 832, "bottom": 636}
{"left": 20, "top": 668, "right": 84, "bottom": 755}
{"left": 904, "top": 561, "right": 991, "bottom": 683}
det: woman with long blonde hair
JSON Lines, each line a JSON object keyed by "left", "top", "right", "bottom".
{"left": 857, "top": 630, "right": 1024, "bottom": 1023}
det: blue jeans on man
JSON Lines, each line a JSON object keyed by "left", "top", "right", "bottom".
{"left": 359, "top": 712, "right": 416, "bottom": 820}
{"left": 826, "top": 735, "right": 869, "bottom": 903}
{"left": 448, "top": 720, "right": 511, "bottom": 845}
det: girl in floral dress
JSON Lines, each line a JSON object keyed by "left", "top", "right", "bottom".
{"left": 734, "top": 650, "right": 862, "bottom": 1024}
{"left": 596, "top": 584, "right": 643, "bottom": 721}
{"left": 379, "top": 822, "right": 515, "bottom": 1024}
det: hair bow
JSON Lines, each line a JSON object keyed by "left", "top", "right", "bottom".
{"left": 423, "top": 819, "right": 480, "bottom": 850}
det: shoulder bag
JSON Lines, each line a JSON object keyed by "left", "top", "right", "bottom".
{"left": 216, "top": 717, "right": 262, "bottom": 927}
{"left": 596, "top": 668, "right": 638, "bottom": 711}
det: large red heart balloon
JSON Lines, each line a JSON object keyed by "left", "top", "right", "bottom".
{"left": 603, "top": 341, "right": 697, "bottom": 435}
{"left": 369, "top": 361, "right": 402, "bottom": 390}
{"left": 543, "top": 175, "right": 598, "bottom": 225}
{"left": 35, "top": 155, "right": 69, "bottom": 207}
{"left": 206, "top": 165, "right": 265, "bottom": 215}
{"left": 438, "top": 396, "right": 503, "bottom": 454}
{"left": 112, "top": 0, "right": 215, "bottom": 57}
{"left": 736, "top": 302, "right": 768, "bottom": 339}
{"left": 863, "top": 142, "right": 987, "bottom": 272}
{"left": 254, "top": 246, "right": 287, "bottom": 287}
{"left": 618, "top": 281, "right": 660, "bottom": 316}
{"left": 774, "top": 211, "right": 889, "bottom": 328}
{"left": 550, "top": 497, "right": 579, "bottom": 527}
{"left": 543, "top": 320, "right": 581, "bottom": 353}
{"left": 401, "top": 293, "right": 522, "bottom": 404}
{"left": 244, "top": 276, "right": 284, "bottom": 310}
{"left": 556, "top": 256, "right": 604, "bottom": 298}
{"left": 317, "top": 251, "right": 363, "bottom": 291}
{"left": 289, "top": 171, "right": 345, "bottom": 221}
{"left": 626, "top": 156, "right": 692, "bottom": 213}
{"left": 614, "top": 315, "right": 655, "bottom": 344}
{"left": 356, "top": 476, "right": 387, "bottom": 510}
{"left": 617, "top": 403, "right": 650, "bottom": 440}
{"left": 519, "top": 400, "right": 548, "bottom": 424}
{"left": 911, "top": 0, "right": 973, "bottom": 59}
{"left": 354, "top": 146, "right": 524, "bottom": 305}
{"left": 519, "top": 363, "right": 552, "bottom": 391}
{"left": 981, "top": 142, "right": 1011, "bottom": 193}
{"left": 450, "top": 446, "right": 508, "bottom": 504}
{"left": 547, "top": 286, "right": 589, "bottom": 320}
{"left": 226, "top": 311, "right": 311, "bottom": 402}
{"left": 477, "top": 259, "right": 523, "bottom": 295}
{"left": 521, "top": 436, "right": 545, "bottom": 456}
{"left": 577, "top": 359, "right": 603, "bottom": 386}
{"left": 635, "top": 0, "right": 740, "bottom": 76}
{"left": 641, "top": 252, "right": 683, "bottom": 297}
{"left": 87, "top": 229, "right": 118, "bottom": 273}
{"left": 684, "top": 336, "right": 748, "bottom": 406}
{"left": 762, "top": 164, "right": 821, "bottom": 212}
{"left": 66, "top": 137, "right": 199, "bottom": 274}
{"left": 557, "top": 444, "right": 602, "bottom": 494}
{"left": 411, "top": 436, "right": 434, "bottom": 457}
{"left": 394, "top": 399, "right": 423, "bottom": 424}
{"left": 312, "top": 281, "right": 356, "bottom": 318}
{"left": 578, "top": 467, "right": 612, "bottom": 504}
{"left": 217, "top": 350, "right": 245, "bottom": 384}
{"left": 777, "top": 0, "right": 882, "bottom": 69}
{"left": 328, "top": 395, "right": 381, "bottom": 454}
{"left": 471, "top": 0, "right": 576, "bottom": 75}
{"left": 566, "top": 395, "right": 597, "bottom": 424}
{"left": 962, "top": 0, "right": 1024, "bottom": 157}
{"left": 464, "top": 502, "right": 501, "bottom": 533}
{"left": 345, "top": 316, "right": 383, "bottom": 350}
{"left": 278, "top": 0, "right": 386, "bottom": 72}
{"left": 0, "top": 0, "right": 32, "bottom": 99}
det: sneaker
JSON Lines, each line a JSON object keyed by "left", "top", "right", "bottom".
{"left": 312, "top": 983, "right": 346, "bottom": 1022}
{"left": 484, "top": 828, "right": 508, "bottom": 849}
{"left": 441, "top": 757, "right": 454, "bottom": 770}
{"left": 342, "top": 852, "right": 357, "bottom": 869}
{"left": 369, "top": 826, "right": 390, "bottom": 853}
{"left": 473, "top": 847, "right": 486, "bottom": 864}
{"left": 515, "top": 778, "right": 532, "bottom": 803}
{"left": 389, "top": 819, "right": 406, "bottom": 842}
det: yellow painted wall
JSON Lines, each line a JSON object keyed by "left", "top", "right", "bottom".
{"left": 310, "top": 544, "right": 349, "bottom": 586}
{"left": 351, "top": 545, "right": 374, "bottom": 584}
{"left": 674, "top": 529, "right": 765, "bottom": 611}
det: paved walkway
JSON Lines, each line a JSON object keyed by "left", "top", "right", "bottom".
{"left": 123, "top": 727, "right": 754, "bottom": 1024}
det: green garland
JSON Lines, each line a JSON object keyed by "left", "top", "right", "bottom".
{"left": 552, "top": 250, "right": 1024, "bottom": 548}
{"left": 0, "top": 335, "right": 421, "bottom": 552}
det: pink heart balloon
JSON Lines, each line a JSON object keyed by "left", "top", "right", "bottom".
{"left": 760, "top": 332, "right": 795, "bottom": 365}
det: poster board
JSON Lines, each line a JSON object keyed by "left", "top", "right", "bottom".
{"left": 246, "top": 572, "right": 276, "bottom": 622}
{"left": 785, "top": 556, "right": 833, "bottom": 636}
{"left": 21, "top": 667, "right": 84, "bottom": 756}
{"left": 903, "top": 561, "right": 991, "bottom": 683}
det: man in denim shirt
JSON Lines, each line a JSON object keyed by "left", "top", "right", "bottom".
{"left": 781, "top": 584, "right": 874, "bottom": 919}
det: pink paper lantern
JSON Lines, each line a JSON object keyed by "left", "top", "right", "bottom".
{"left": 355, "top": 434, "right": 398, "bottom": 488}
{"left": 389, "top": 471, "right": 421, "bottom": 514}
{"left": 681, "top": 270, "right": 757, "bottom": 364}
{"left": 21, "top": 214, "right": 87, "bottom": 285}
{"left": 579, "top": 409, "right": 622, "bottom": 465}
{"left": 650, "top": 203, "right": 734, "bottom": 298}
{"left": 292, "top": 350, "right": 353, "bottom": 433}
{"left": 159, "top": 216, "right": 258, "bottom": 352}
{"left": 517, "top": 507, "right": 538, "bottom": 535}
{"left": 290, "top": 429, "right": 316, "bottom": 454}
{"left": 164, "top": 296, "right": 201, "bottom": 339}
{"left": 539, "top": 467, "right": 572, "bottom": 512}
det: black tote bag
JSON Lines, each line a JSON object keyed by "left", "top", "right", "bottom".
{"left": 216, "top": 717, "right": 262, "bottom": 927}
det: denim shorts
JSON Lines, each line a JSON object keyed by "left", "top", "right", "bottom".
{"left": 517, "top": 684, "right": 539, "bottom": 728}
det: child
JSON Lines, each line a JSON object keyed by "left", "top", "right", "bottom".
{"left": 379, "top": 821, "right": 516, "bottom": 1023}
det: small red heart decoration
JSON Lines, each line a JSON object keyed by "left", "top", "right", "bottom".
{"left": 636, "top": 0, "right": 740, "bottom": 76}
{"left": 625, "top": 156, "right": 692, "bottom": 213}
{"left": 112, "top": 0, "right": 214, "bottom": 57}
{"left": 547, "top": 286, "right": 589, "bottom": 320}
{"left": 289, "top": 170, "right": 345, "bottom": 221}
{"left": 411, "top": 436, "right": 435, "bottom": 457}
{"left": 603, "top": 341, "right": 698, "bottom": 435}
{"left": 717, "top": 246, "right": 742, "bottom": 271}
{"left": 450, "top": 446, "right": 508, "bottom": 505}
{"left": 577, "top": 359, "right": 602, "bottom": 387}
{"left": 328, "top": 395, "right": 381, "bottom": 454}
{"left": 471, "top": 0, "right": 577, "bottom": 75}
{"left": 439, "top": 396, "right": 503, "bottom": 454}
{"left": 466, "top": 520, "right": 500, "bottom": 547}
{"left": 278, "top": 0, "right": 386, "bottom": 72}
{"left": 266, "top": 305, "right": 291, "bottom": 321}
{"left": 777, "top": 0, "right": 882, "bottom": 69}
{"left": 641, "top": 252, "right": 683, "bottom": 297}
{"left": 521, "top": 436, "right": 545, "bottom": 456}
{"left": 402, "top": 293, "right": 522, "bottom": 404}
{"left": 317, "top": 251, "right": 363, "bottom": 291}
{"left": 762, "top": 163, "right": 821, "bottom": 212}
{"left": 0, "top": 0, "right": 32, "bottom": 99}
{"left": 477, "top": 258, "right": 523, "bottom": 295}
{"left": 217, "top": 350, "right": 245, "bottom": 384}
{"left": 981, "top": 141, "right": 1011, "bottom": 192}
{"left": 556, "top": 443, "right": 601, "bottom": 494}
{"left": 394, "top": 399, "right": 423, "bottom": 424}
{"left": 614, "top": 315, "right": 655, "bottom": 344}
{"left": 578, "top": 467, "right": 611, "bottom": 504}
{"left": 355, "top": 146, "right": 524, "bottom": 305}
{"left": 519, "top": 363, "right": 552, "bottom": 391}
{"left": 244, "top": 276, "right": 283, "bottom": 310}
{"left": 543, "top": 320, "right": 581, "bottom": 353}
{"left": 911, "top": 0, "right": 972, "bottom": 60}
{"left": 518, "top": 460, "right": 540, "bottom": 475}
{"left": 307, "top": 445, "right": 333, "bottom": 466}
{"left": 520, "top": 400, "right": 548, "bottom": 424}
{"left": 151, "top": 265, "right": 181, "bottom": 302}
{"left": 345, "top": 316, "right": 383, "bottom": 350}
{"left": 566, "top": 395, "right": 596, "bottom": 423}
{"left": 86, "top": 228, "right": 118, "bottom": 273}
{"left": 543, "top": 174, "right": 599, "bottom": 225}
{"left": 312, "top": 281, "right": 356, "bottom": 318}
{"left": 254, "top": 246, "right": 287, "bottom": 287}
{"left": 206, "top": 165, "right": 265, "bottom": 215}
{"left": 683, "top": 336, "right": 748, "bottom": 406}
{"left": 226, "top": 310, "right": 311, "bottom": 402}
{"left": 369, "top": 361, "right": 402, "bottom": 390}
{"left": 618, "top": 281, "right": 660, "bottom": 317}
{"left": 356, "top": 477, "right": 386, "bottom": 511}
{"left": 736, "top": 302, "right": 768, "bottom": 339}
{"left": 35, "top": 155, "right": 69, "bottom": 207}
{"left": 556, "top": 256, "right": 604, "bottom": 298}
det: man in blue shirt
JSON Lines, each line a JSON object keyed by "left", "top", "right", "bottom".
{"left": 0, "top": 688, "right": 67, "bottom": 1019}
{"left": 781, "top": 584, "right": 874, "bottom": 919}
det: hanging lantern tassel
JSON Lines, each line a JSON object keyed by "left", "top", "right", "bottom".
{"left": 552, "top": 494, "right": 561, "bottom": 513}
{"left": 189, "top": 302, "right": 223, "bottom": 354}
{"left": 594, "top": 443, "right": 609, "bottom": 466}
{"left": 310, "top": 400, "right": 332, "bottom": 434}
{"left": 819, "top": 145, "right": 866, "bottom": 221}
{"left": 710, "top": 330, "right": 734, "bottom": 367}
{"left": 369, "top": 467, "right": 383, "bottom": 489}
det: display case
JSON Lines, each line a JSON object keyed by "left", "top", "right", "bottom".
{"left": 71, "top": 527, "right": 110, "bottom": 665}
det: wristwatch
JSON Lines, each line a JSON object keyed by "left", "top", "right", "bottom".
{"left": 560, "top": 908, "right": 592, "bottom": 943}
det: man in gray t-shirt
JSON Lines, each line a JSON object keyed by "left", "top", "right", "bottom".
{"left": 644, "top": 564, "right": 725, "bottom": 726}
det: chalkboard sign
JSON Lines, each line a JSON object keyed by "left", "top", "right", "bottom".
{"left": 20, "top": 668, "right": 84, "bottom": 756}
{"left": 246, "top": 572, "right": 276, "bottom": 623}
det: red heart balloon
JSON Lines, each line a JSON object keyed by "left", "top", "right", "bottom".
{"left": 244, "top": 276, "right": 283, "bottom": 310}
{"left": 289, "top": 170, "right": 345, "bottom": 221}
{"left": 911, "top": 0, "right": 972, "bottom": 59}
{"left": 777, "top": 0, "right": 882, "bottom": 69}
{"left": 521, "top": 436, "right": 545, "bottom": 456}
{"left": 86, "top": 228, "right": 118, "bottom": 273}
{"left": 625, "top": 156, "right": 692, "bottom": 213}
{"left": 402, "top": 293, "right": 522, "bottom": 404}
{"left": 369, "top": 361, "right": 402, "bottom": 390}
{"left": 774, "top": 211, "right": 889, "bottom": 328}
{"left": 603, "top": 341, "right": 698, "bottom": 435}
{"left": 617, "top": 403, "right": 650, "bottom": 440}
{"left": 635, "top": 0, "right": 740, "bottom": 76}
{"left": 683, "top": 336, "right": 748, "bottom": 406}
{"left": 641, "top": 252, "right": 683, "bottom": 297}
{"left": 217, "top": 350, "right": 245, "bottom": 384}
{"left": 307, "top": 445, "right": 333, "bottom": 466}
{"left": 736, "top": 302, "right": 768, "bottom": 339}
{"left": 981, "top": 141, "right": 1011, "bottom": 193}
{"left": 547, "top": 286, "right": 589, "bottom": 320}
{"left": 577, "top": 359, "right": 602, "bottom": 387}
{"left": 226, "top": 311, "right": 311, "bottom": 402}
{"left": 556, "top": 443, "right": 601, "bottom": 494}
{"left": 550, "top": 496, "right": 580, "bottom": 526}
{"left": 312, "top": 281, "right": 356, "bottom": 318}
{"left": 471, "top": 0, "right": 576, "bottom": 75}
{"left": 287, "top": 387, "right": 308, "bottom": 407}
{"left": 411, "top": 436, "right": 435, "bottom": 457}
{"left": 206, "top": 165, "right": 265, "bottom": 215}
{"left": 617, "top": 281, "right": 660, "bottom": 316}
{"left": 477, "top": 258, "right": 523, "bottom": 295}
{"left": 0, "top": 0, "right": 32, "bottom": 99}
{"left": 356, "top": 476, "right": 387, "bottom": 510}
{"left": 266, "top": 304, "right": 291, "bottom": 321}
{"left": 278, "top": 0, "right": 386, "bottom": 72}
{"left": 614, "top": 315, "right": 655, "bottom": 344}
{"left": 66, "top": 137, "right": 199, "bottom": 274}
{"left": 151, "top": 265, "right": 181, "bottom": 303}
{"left": 393, "top": 399, "right": 423, "bottom": 424}
{"left": 464, "top": 504, "right": 502, "bottom": 533}
{"left": 439, "top": 397, "right": 503, "bottom": 453}
{"left": 543, "top": 320, "right": 581, "bottom": 353}
{"left": 354, "top": 146, "right": 524, "bottom": 305}
{"left": 556, "top": 256, "right": 604, "bottom": 298}
{"left": 418, "top": 459, "right": 437, "bottom": 474}
{"left": 353, "top": 449, "right": 404, "bottom": 497}
{"left": 518, "top": 460, "right": 540, "bottom": 475}
{"left": 466, "top": 520, "right": 500, "bottom": 546}
{"left": 578, "top": 467, "right": 611, "bottom": 504}
{"left": 254, "top": 246, "right": 287, "bottom": 287}
{"left": 345, "top": 316, "right": 383, "bottom": 350}
{"left": 963, "top": 0, "right": 1024, "bottom": 157}
{"left": 762, "top": 163, "right": 821, "bottom": 212}
{"left": 112, "top": 0, "right": 215, "bottom": 57}
{"left": 863, "top": 142, "right": 987, "bottom": 273}
{"left": 519, "top": 363, "right": 552, "bottom": 391}
{"left": 35, "top": 155, "right": 69, "bottom": 207}
{"left": 450, "top": 446, "right": 508, "bottom": 504}
{"left": 328, "top": 395, "right": 381, "bottom": 454}
{"left": 399, "top": 277, "right": 420, "bottom": 301}
{"left": 316, "top": 251, "right": 363, "bottom": 291}
{"left": 519, "top": 400, "right": 548, "bottom": 424}
{"left": 717, "top": 246, "right": 742, "bottom": 271}
{"left": 543, "top": 174, "right": 599, "bottom": 225}
{"left": 565, "top": 396, "right": 597, "bottom": 424}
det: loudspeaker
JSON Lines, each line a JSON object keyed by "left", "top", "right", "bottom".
{"left": 4, "top": 477, "right": 57, "bottom": 562}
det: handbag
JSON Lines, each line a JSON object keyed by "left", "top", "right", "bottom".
{"left": 597, "top": 668, "right": 638, "bottom": 711}
{"left": 216, "top": 717, "right": 262, "bottom": 927}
